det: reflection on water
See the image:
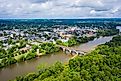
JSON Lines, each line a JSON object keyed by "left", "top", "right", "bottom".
{"left": 0, "top": 36, "right": 113, "bottom": 81}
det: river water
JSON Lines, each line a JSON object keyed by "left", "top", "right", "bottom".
{"left": 0, "top": 36, "right": 113, "bottom": 81}
{"left": 72, "top": 36, "right": 113, "bottom": 52}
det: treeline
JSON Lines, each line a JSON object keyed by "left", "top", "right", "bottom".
{"left": 0, "top": 19, "right": 121, "bottom": 30}
{"left": 38, "top": 42, "right": 60, "bottom": 54}
{"left": 97, "top": 29, "right": 119, "bottom": 37}
{"left": 56, "top": 36, "right": 95, "bottom": 47}
{"left": 0, "top": 42, "right": 59, "bottom": 68}
{"left": 12, "top": 36, "right": 121, "bottom": 81}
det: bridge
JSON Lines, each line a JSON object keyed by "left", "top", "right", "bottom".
{"left": 35, "top": 40, "right": 87, "bottom": 56}
{"left": 57, "top": 45, "right": 86, "bottom": 56}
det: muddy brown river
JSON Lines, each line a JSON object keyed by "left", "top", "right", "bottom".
{"left": 0, "top": 36, "right": 113, "bottom": 81}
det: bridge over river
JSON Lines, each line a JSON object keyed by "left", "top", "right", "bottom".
{"left": 57, "top": 45, "right": 86, "bottom": 56}
{"left": 0, "top": 36, "right": 113, "bottom": 81}
{"left": 38, "top": 41, "right": 87, "bottom": 56}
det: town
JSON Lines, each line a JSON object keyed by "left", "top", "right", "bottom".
{"left": 0, "top": 23, "right": 119, "bottom": 68}
{"left": 0, "top": 0, "right": 121, "bottom": 80}
{"left": 0, "top": 26, "right": 97, "bottom": 48}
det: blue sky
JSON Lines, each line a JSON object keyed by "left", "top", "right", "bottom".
{"left": 0, "top": 0, "right": 121, "bottom": 19}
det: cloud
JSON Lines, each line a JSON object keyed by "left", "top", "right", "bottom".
{"left": 27, "top": 0, "right": 49, "bottom": 3}
{"left": 0, "top": 0, "right": 121, "bottom": 18}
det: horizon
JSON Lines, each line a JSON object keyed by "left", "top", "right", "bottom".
{"left": 1, "top": 17, "right": 121, "bottom": 20}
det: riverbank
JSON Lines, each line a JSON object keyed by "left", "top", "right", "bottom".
{"left": 0, "top": 36, "right": 113, "bottom": 81}
{"left": 0, "top": 42, "right": 60, "bottom": 68}
{"left": 0, "top": 51, "right": 72, "bottom": 81}
{"left": 70, "top": 36, "right": 113, "bottom": 59}
{"left": 72, "top": 36, "right": 113, "bottom": 52}
{"left": 13, "top": 35, "right": 121, "bottom": 81}
{"left": 0, "top": 36, "right": 94, "bottom": 69}
{"left": 0, "top": 35, "right": 112, "bottom": 69}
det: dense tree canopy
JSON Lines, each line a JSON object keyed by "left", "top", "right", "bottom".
{"left": 56, "top": 36, "right": 95, "bottom": 47}
{"left": 0, "top": 42, "right": 59, "bottom": 68}
{"left": 39, "top": 42, "right": 60, "bottom": 54}
{"left": 96, "top": 29, "right": 119, "bottom": 37}
{"left": 13, "top": 35, "right": 121, "bottom": 81}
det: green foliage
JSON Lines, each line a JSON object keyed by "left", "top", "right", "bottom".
{"left": 97, "top": 29, "right": 119, "bottom": 37}
{"left": 39, "top": 42, "right": 59, "bottom": 54}
{"left": 67, "top": 38, "right": 77, "bottom": 47}
{"left": 15, "top": 54, "right": 26, "bottom": 62}
{"left": 18, "top": 39, "right": 27, "bottom": 49}
{"left": 13, "top": 35, "right": 121, "bottom": 81}
{"left": 25, "top": 51, "right": 36, "bottom": 60}
{"left": 0, "top": 41, "right": 60, "bottom": 68}
{"left": 77, "top": 36, "right": 95, "bottom": 43}
{"left": 0, "top": 40, "right": 3, "bottom": 47}
{"left": 56, "top": 36, "right": 95, "bottom": 47}
{"left": 56, "top": 40, "right": 63, "bottom": 45}
{"left": 0, "top": 57, "right": 17, "bottom": 68}
{"left": 23, "top": 73, "right": 37, "bottom": 81}
{"left": 31, "top": 45, "right": 39, "bottom": 52}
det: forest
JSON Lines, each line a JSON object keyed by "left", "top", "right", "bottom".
{"left": 0, "top": 19, "right": 121, "bottom": 30}
{"left": 12, "top": 35, "right": 121, "bottom": 81}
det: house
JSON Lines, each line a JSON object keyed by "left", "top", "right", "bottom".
{"left": 20, "top": 45, "right": 31, "bottom": 53}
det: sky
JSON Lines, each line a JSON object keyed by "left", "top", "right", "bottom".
{"left": 0, "top": 0, "right": 121, "bottom": 19}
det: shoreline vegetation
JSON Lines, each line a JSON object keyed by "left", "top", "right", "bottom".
{"left": 0, "top": 42, "right": 60, "bottom": 68}
{"left": 12, "top": 35, "right": 121, "bottom": 81}
{"left": 0, "top": 28, "right": 119, "bottom": 68}
{"left": 0, "top": 19, "right": 120, "bottom": 81}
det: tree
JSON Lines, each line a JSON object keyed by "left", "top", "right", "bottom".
{"left": 25, "top": 52, "right": 36, "bottom": 60}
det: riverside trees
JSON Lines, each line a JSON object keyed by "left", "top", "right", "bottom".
{"left": 0, "top": 41, "right": 59, "bottom": 68}
{"left": 96, "top": 29, "right": 119, "bottom": 37}
{"left": 56, "top": 36, "right": 95, "bottom": 47}
{"left": 13, "top": 35, "right": 121, "bottom": 81}
{"left": 40, "top": 42, "right": 59, "bottom": 54}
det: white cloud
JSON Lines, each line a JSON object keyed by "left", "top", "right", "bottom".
{"left": 0, "top": 0, "right": 121, "bottom": 18}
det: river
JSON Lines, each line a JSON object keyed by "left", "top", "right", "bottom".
{"left": 0, "top": 36, "right": 113, "bottom": 81}
{"left": 72, "top": 36, "right": 113, "bottom": 52}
